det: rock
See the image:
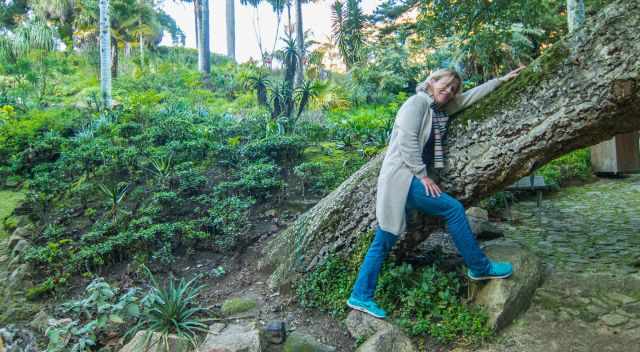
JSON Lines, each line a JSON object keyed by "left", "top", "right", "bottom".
{"left": 199, "top": 323, "right": 262, "bottom": 352}
{"left": 263, "top": 320, "right": 286, "bottom": 344}
{"left": 282, "top": 332, "right": 335, "bottom": 352}
{"left": 600, "top": 313, "right": 629, "bottom": 327}
{"left": 7, "top": 234, "right": 24, "bottom": 251}
{"left": 0, "top": 325, "right": 38, "bottom": 352}
{"left": 8, "top": 263, "right": 31, "bottom": 288}
{"left": 10, "top": 225, "right": 34, "bottom": 245}
{"left": 470, "top": 241, "right": 544, "bottom": 331}
{"left": 466, "top": 207, "right": 504, "bottom": 240}
{"left": 624, "top": 302, "right": 640, "bottom": 315}
{"left": 220, "top": 297, "right": 257, "bottom": 316}
{"left": 606, "top": 292, "right": 638, "bottom": 305}
{"left": 356, "top": 326, "right": 416, "bottom": 352}
{"left": 29, "top": 310, "right": 51, "bottom": 334}
{"left": 11, "top": 239, "right": 30, "bottom": 258}
{"left": 466, "top": 207, "right": 489, "bottom": 221}
{"left": 344, "top": 310, "right": 393, "bottom": 340}
{"left": 120, "top": 330, "right": 190, "bottom": 352}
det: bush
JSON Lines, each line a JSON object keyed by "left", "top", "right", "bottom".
{"left": 538, "top": 148, "right": 591, "bottom": 186}
{"left": 296, "top": 230, "right": 491, "bottom": 345}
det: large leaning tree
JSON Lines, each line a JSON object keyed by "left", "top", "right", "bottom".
{"left": 259, "top": 0, "right": 640, "bottom": 290}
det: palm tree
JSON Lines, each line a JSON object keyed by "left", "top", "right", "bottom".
{"left": 99, "top": 0, "right": 112, "bottom": 108}
{"left": 226, "top": 0, "right": 235, "bottom": 60}
{"left": 331, "top": 0, "right": 365, "bottom": 70}
{"left": 267, "top": 0, "right": 285, "bottom": 67}
{"left": 294, "top": 0, "right": 304, "bottom": 87}
{"left": 197, "top": 0, "right": 211, "bottom": 76}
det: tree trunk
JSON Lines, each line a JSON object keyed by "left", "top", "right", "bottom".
{"left": 567, "top": 0, "right": 585, "bottom": 33}
{"left": 111, "top": 39, "right": 118, "bottom": 79}
{"left": 198, "top": 0, "right": 210, "bottom": 76}
{"left": 194, "top": 0, "right": 200, "bottom": 50}
{"left": 99, "top": 0, "right": 111, "bottom": 108}
{"left": 226, "top": 0, "right": 235, "bottom": 61}
{"left": 294, "top": 0, "right": 304, "bottom": 87}
{"left": 139, "top": 33, "right": 144, "bottom": 65}
{"left": 260, "top": 0, "right": 640, "bottom": 290}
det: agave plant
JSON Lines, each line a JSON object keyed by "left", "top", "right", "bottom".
{"left": 127, "top": 267, "right": 211, "bottom": 351}
{"left": 243, "top": 70, "right": 271, "bottom": 107}
{"left": 97, "top": 182, "right": 130, "bottom": 221}
{"left": 149, "top": 153, "right": 174, "bottom": 189}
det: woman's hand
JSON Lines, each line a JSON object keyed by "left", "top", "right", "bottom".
{"left": 500, "top": 65, "right": 526, "bottom": 82}
{"left": 421, "top": 176, "right": 442, "bottom": 197}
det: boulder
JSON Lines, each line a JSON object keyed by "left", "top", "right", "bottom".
{"left": 9, "top": 225, "right": 34, "bottom": 245}
{"left": 220, "top": 297, "right": 258, "bottom": 316}
{"left": 344, "top": 310, "right": 393, "bottom": 340}
{"left": 119, "top": 330, "right": 190, "bottom": 352}
{"left": 466, "top": 207, "right": 504, "bottom": 240}
{"left": 199, "top": 323, "right": 262, "bottom": 352}
{"left": 263, "top": 320, "right": 286, "bottom": 345}
{"left": 282, "top": 332, "right": 335, "bottom": 352}
{"left": 8, "top": 263, "right": 31, "bottom": 289}
{"left": 11, "top": 239, "right": 30, "bottom": 258}
{"left": 470, "top": 241, "right": 545, "bottom": 331}
{"left": 356, "top": 326, "right": 416, "bottom": 352}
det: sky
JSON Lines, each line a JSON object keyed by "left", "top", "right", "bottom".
{"left": 160, "top": 0, "right": 380, "bottom": 63}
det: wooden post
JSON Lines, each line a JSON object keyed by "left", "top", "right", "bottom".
{"left": 590, "top": 132, "right": 640, "bottom": 175}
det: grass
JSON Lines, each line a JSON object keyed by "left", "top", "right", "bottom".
{"left": 0, "top": 190, "right": 25, "bottom": 238}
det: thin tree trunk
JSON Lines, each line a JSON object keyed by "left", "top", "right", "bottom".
{"left": 139, "top": 33, "right": 144, "bottom": 64}
{"left": 198, "top": 0, "right": 211, "bottom": 76}
{"left": 567, "top": 0, "right": 585, "bottom": 33}
{"left": 99, "top": 0, "right": 112, "bottom": 108}
{"left": 287, "top": 2, "right": 292, "bottom": 37}
{"left": 111, "top": 39, "right": 118, "bottom": 79}
{"left": 226, "top": 0, "right": 235, "bottom": 61}
{"left": 259, "top": 0, "right": 640, "bottom": 290}
{"left": 294, "top": 0, "right": 304, "bottom": 87}
{"left": 194, "top": 0, "right": 200, "bottom": 50}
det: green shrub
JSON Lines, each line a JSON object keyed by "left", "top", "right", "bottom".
{"left": 296, "top": 230, "right": 491, "bottom": 344}
{"left": 46, "top": 278, "right": 141, "bottom": 352}
{"left": 127, "top": 268, "right": 210, "bottom": 350}
{"left": 538, "top": 148, "right": 591, "bottom": 186}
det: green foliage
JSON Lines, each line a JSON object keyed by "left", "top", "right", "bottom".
{"left": 127, "top": 268, "right": 209, "bottom": 350}
{"left": 376, "top": 264, "right": 491, "bottom": 343}
{"left": 46, "top": 278, "right": 141, "bottom": 352}
{"left": 297, "top": 230, "right": 491, "bottom": 344}
{"left": 538, "top": 148, "right": 592, "bottom": 186}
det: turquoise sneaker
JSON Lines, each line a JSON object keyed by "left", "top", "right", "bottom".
{"left": 346, "top": 296, "right": 387, "bottom": 319}
{"left": 467, "top": 261, "right": 513, "bottom": 281}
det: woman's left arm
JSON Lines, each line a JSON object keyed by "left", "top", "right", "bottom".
{"left": 445, "top": 66, "right": 526, "bottom": 116}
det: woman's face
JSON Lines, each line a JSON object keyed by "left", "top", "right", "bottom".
{"left": 430, "top": 75, "right": 459, "bottom": 105}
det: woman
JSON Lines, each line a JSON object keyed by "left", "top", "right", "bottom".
{"left": 347, "top": 67, "right": 525, "bottom": 319}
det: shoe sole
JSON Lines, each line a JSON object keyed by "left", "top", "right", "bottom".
{"left": 346, "top": 302, "right": 386, "bottom": 319}
{"left": 467, "top": 272, "right": 513, "bottom": 281}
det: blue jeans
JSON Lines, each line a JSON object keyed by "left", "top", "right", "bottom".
{"left": 350, "top": 176, "right": 491, "bottom": 301}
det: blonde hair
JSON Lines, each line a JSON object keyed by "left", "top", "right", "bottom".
{"left": 416, "top": 68, "right": 463, "bottom": 96}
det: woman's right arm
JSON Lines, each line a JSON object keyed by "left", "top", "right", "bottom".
{"left": 395, "top": 95, "right": 428, "bottom": 178}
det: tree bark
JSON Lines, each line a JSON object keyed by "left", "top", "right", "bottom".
{"left": 198, "top": 0, "right": 210, "bottom": 76}
{"left": 99, "top": 0, "right": 112, "bottom": 108}
{"left": 567, "top": 0, "right": 585, "bottom": 33}
{"left": 194, "top": 0, "right": 200, "bottom": 50}
{"left": 260, "top": 0, "right": 640, "bottom": 290}
{"left": 294, "top": 0, "right": 304, "bottom": 87}
{"left": 226, "top": 0, "right": 235, "bottom": 61}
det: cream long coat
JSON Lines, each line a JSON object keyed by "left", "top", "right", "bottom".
{"left": 376, "top": 78, "right": 502, "bottom": 235}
